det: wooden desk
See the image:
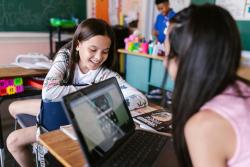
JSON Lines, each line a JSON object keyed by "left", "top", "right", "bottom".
{"left": 39, "top": 130, "right": 85, "bottom": 167}
{"left": 238, "top": 65, "right": 250, "bottom": 81}
{"left": 38, "top": 104, "right": 178, "bottom": 167}
{"left": 0, "top": 65, "right": 48, "bottom": 79}
{"left": 39, "top": 128, "right": 178, "bottom": 167}
{"left": 0, "top": 65, "right": 48, "bottom": 167}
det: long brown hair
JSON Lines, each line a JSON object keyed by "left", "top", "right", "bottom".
{"left": 62, "top": 18, "right": 116, "bottom": 84}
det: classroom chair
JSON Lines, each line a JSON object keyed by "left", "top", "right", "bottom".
{"left": 14, "top": 114, "right": 42, "bottom": 167}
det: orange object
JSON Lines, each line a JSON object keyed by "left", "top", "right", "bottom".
{"left": 95, "top": 0, "right": 109, "bottom": 23}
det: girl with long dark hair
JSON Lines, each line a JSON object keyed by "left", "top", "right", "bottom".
{"left": 165, "top": 4, "right": 250, "bottom": 166}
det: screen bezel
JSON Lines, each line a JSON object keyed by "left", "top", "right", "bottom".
{"left": 62, "top": 77, "right": 135, "bottom": 167}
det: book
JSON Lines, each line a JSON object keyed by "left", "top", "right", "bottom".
{"left": 130, "top": 106, "right": 158, "bottom": 117}
{"left": 133, "top": 108, "right": 172, "bottom": 133}
{"left": 60, "top": 124, "right": 77, "bottom": 140}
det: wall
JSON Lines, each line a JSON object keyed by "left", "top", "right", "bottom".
{"left": 192, "top": 0, "right": 250, "bottom": 50}
{"left": 0, "top": 33, "right": 50, "bottom": 64}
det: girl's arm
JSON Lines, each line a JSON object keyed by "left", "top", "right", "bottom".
{"left": 42, "top": 49, "right": 85, "bottom": 101}
{"left": 184, "top": 109, "right": 235, "bottom": 167}
{"left": 96, "top": 68, "right": 148, "bottom": 110}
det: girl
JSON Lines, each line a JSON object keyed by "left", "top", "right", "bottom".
{"left": 165, "top": 4, "right": 250, "bottom": 167}
{"left": 7, "top": 18, "right": 147, "bottom": 167}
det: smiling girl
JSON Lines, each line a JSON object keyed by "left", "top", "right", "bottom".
{"left": 7, "top": 18, "right": 147, "bottom": 167}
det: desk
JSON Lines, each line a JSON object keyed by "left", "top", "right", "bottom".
{"left": 38, "top": 104, "right": 179, "bottom": 167}
{"left": 39, "top": 130, "right": 85, "bottom": 167}
{"left": 0, "top": 65, "right": 48, "bottom": 167}
{"left": 39, "top": 129, "right": 178, "bottom": 167}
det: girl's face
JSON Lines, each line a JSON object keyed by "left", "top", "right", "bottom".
{"left": 76, "top": 35, "right": 111, "bottom": 73}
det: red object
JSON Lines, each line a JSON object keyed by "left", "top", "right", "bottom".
{"left": 26, "top": 79, "right": 44, "bottom": 90}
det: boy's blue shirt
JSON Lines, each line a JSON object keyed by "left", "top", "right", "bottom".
{"left": 154, "top": 9, "right": 175, "bottom": 43}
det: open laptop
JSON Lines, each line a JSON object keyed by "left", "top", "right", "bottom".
{"left": 61, "top": 77, "right": 173, "bottom": 167}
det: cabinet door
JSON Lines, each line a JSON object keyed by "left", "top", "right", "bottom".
{"left": 125, "top": 55, "right": 150, "bottom": 92}
{"left": 149, "top": 59, "right": 174, "bottom": 91}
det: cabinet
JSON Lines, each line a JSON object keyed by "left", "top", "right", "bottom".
{"left": 119, "top": 49, "right": 174, "bottom": 93}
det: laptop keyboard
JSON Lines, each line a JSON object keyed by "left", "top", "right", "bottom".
{"left": 102, "top": 130, "right": 169, "bottom": 167}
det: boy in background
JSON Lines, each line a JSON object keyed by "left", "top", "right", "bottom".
{"left": 147, "top": 0, "right": 175, "bottom": 101}
{"left": 152, "top": 0, "right": 175, "bottom": 43}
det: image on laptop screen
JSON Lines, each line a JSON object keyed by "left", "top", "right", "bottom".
{"left": 69, "top": 83, "right": 131, "bottom": 155}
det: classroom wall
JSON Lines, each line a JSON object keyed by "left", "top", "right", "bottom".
{"left": 192, "top": 0, "right": 250, "bottom": 51}
{"left": 0, "top": 33, "right": 49, "bottom": 64}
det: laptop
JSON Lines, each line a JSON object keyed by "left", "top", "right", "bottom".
{"left": 61, "top": 77, "right": 173, "bottom": 167}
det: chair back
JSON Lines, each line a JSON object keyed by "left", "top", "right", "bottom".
{"left": 38, "top": 100, "right": 69, "bottom": 131}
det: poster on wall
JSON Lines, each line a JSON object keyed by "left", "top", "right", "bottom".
{"left": 169, "top": 0, "right": 191, "bottom": 12}
{"left": 216, "top": 0, "right": 250, "bottom": 20}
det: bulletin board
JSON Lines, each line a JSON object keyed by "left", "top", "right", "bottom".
{"left": 169, "top": 0, "right": 191, "bottom": 12}
{"left": 216, "top": 0, "right": 250, "bottom": 20}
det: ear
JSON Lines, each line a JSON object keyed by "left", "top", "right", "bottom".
{"left": 76, "top": 40, "right": 80, "bottom": 51}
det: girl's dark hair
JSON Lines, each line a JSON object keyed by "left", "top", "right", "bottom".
{"left": 63, "top": 18, "right": 116, "bottom": 84}
{"left": 168, "top": 4, "right": 242, "bottom": 166}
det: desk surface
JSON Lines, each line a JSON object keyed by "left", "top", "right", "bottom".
{"left": 38, "top": 104, "right": 172, "bottom": 167}
{"left": 118, "top": 49, "right": 164, "bottom": 61}
{"left": 39, "top": 130, "right": 85, "bottom": 167}
{"left": 0, "top": 65, "right": 48, "bottom": 79}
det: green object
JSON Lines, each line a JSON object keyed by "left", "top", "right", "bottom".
{"left": 14, "top": 78, "right": 23, "bottom": 86}
{"left": 125, "top": 54, "right": 174, "bottom": 93}
{"left": 191, "top": 0, "right": 250, "bottom": 50}
{"left": 149, "top": 60, "right": 174, "bottom": 91}
{"left": 50, "top": 18, "right": 61, "bottom": 27}
{"left": 126, "top": 54, "right": 150, "bottom": 92}
{"left": 50, "top": 18, "right": 78, "bottom": 28}
{"left": 0, "top": 0, "right": 86, "bottom": 31}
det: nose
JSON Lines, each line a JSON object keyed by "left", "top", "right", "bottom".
{"left": 94, "top": 51, "right": 103, "bottom": 61}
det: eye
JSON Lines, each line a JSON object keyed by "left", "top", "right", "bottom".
{"left": 102, "top": 49, "right": 109, "bottom": 54}
{"left": 89, "top": 48, "right": 97, "bottom": 53}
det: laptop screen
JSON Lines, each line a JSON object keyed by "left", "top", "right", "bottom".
{"left": 62, "top": 77, "right": 135, "bottom": 166}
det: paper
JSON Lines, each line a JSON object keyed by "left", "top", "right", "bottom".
{"left": 60, "top": 125, "right": 77, "bottom": 140}
{"left": 242, "top": 50, "right": 250, "bottom": 66}
{"left": 169, "top": 0, "right": 191, "bottom": 12}
{"left": 216, "top": 0, "right": 250, "bottom": 20}
{"left": 12, "top": 53, "right": 52, "bottom": 69}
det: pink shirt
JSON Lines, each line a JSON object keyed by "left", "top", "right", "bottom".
{"left": 201, "top": 81, "right": 250, "bottom": 167}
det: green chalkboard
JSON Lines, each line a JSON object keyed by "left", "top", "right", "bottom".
{"left": 0, "top": 0, "right": 86, "bottom": 32}
{"left": 191, "top": 0, "right": 250, "bottom": 50}
{"left": 191, "top": 0, "right": 215, "bottom": 4}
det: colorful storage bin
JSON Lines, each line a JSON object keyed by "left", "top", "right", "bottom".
{"left": 0, "top": 77, "right": 24, "bottom": 96}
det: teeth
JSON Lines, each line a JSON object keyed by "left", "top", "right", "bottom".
{"left": 90, "top": 59, "right": 100, "bottom": 64}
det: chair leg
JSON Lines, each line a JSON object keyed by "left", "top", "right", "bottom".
{"left": 0, "top": 148, "right": 5, "bottom": 167}
{"left": 14, "top": 119, "right": 18, "bottom": 130}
